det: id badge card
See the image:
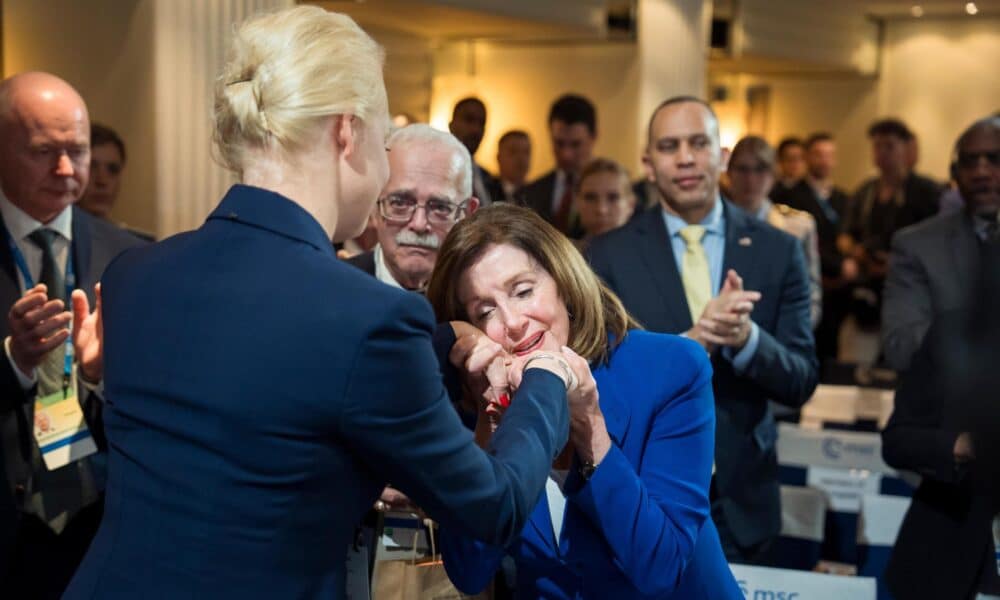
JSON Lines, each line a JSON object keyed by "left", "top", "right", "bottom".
{"left": 33, "top": 379, "right": 97, "bottom": 470}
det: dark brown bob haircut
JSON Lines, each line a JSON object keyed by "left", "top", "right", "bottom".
{"left": 426, "top": 204, "right": 638, "bottom": 364}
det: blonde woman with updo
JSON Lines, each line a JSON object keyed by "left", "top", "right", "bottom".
{"left": 64, "top": 7, "right": 584, "bottom": 598}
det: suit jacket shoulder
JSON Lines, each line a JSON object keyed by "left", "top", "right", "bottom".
{"left": 521, "top": 171, "right": 557, "bottom": 218}
{"left": 892, "top": 209, "right": 965, "bottom": 248}
{"left": 345, "top": 249, "right": 376, "bottom": 277}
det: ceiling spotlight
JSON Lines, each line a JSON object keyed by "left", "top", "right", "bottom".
{"left": 911, "top": 5, "right": 924, "bottom": 17}
{"left": 966, "top": 2, "right": 978, "bottom": 14}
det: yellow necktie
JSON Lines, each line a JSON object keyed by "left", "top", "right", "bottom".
{"left": 679, "top": 225, "right": 712, "bottom": 325}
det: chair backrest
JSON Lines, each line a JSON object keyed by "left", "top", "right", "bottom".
{"left": 730, "top": 564, "right": 877, "bottom": 600}
{"left": 857, "top": 494, "right": 911, "bottom": 599}
{"left": 769, "top": 486, "right": 827, "bottom": 570}
{"left": 799, "top": 385, "right": 895, "bottom": 430}
{"left": 777, "top": 423, "right": 895, "bottom": 474}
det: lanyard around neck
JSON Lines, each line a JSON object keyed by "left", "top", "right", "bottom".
{"left": 3, "top": 225, "right": 77, "bottom": 394}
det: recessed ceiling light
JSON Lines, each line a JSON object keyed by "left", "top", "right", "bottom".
{"left": 966, "top": 2, "right": 978, "bottom": 15}
{"left": 911, "top": 5, "right": 924, "bottom": 17}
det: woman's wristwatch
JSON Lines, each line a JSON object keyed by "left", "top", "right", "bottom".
{"left": 578, "top": 459, "right": 599, "bottom": 481}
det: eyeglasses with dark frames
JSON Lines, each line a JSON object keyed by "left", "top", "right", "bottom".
{"left": 377, "top": 193, "right": 470, "bottom": 225}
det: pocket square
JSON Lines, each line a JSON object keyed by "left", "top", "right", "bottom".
{"left": 738, "top": 237, "right": 752, "bottom": 247}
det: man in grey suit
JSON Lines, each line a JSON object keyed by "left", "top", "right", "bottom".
{"left": 881, "top": 116, "right": 999, "bottom": 371}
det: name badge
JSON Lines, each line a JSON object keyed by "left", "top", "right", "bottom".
{"left": 33, "top": 381, "right": 97, "bottom": 470}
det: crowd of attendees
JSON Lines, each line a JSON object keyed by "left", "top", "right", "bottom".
{"left": 0, "top": 4, "right": 996, "bottom": 599}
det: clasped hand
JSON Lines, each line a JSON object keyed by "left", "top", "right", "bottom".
{"left": 686, "top": 269, "right": 760, "bottom": 353}
{"left": 7, "top": 283, "right": 104, "bottom": 383}
{"left": 449, "top": 322, "right": 609, "bottom": 465}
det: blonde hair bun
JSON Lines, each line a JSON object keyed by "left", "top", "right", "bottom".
{"left": 213, "top": 5, "right": 387, "bottom": 175}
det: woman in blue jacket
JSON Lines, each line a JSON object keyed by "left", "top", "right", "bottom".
{"left": 426, "top": 205, "right": 742, "bottom": 599}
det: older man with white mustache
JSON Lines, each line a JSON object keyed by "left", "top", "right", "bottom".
{"left": 347, "top": 124, "right": 479, "bottom": 291}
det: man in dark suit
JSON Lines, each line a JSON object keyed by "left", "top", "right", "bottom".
{"left": 772, "top": 133, "right": 855, "bottom": 369}
{"left": 841, "top": 119, "right": 940, "bottom": 332}
{"left": 489, "top": 129, "right": 531, "bottom": 203}
{"left": 586, "top": 96, "right": 818, "bottom": 563}
{"left": 347, "top": 124, "right": 478, "bottom": 290}
{"left": 0, "top": 72, "right": 145, "bottom": 598}
{"left": 449, "top": 97, "right": 497, "bottom": 207}
{"left": 771, "top": 137, "right": 807, "bottom": 198}
{"left": 882, "top": 305, "right": 1000, "bottom": 598}
{"left": 882, "top": 116, "right": 1000, "bottom": 371}
{"left": 521, "top": 94, "right": 596, "bottom": 238}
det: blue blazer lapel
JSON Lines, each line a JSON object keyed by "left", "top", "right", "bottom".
{"left": 595, "top": 364, "right": 630, "bottom": 446}
{"left": 635, "top": 208, "right": 691, "bottom": 329}
{"left": 720, "top": 199, "right": 757, "bottom": 288}
{"left": 557, "top": 367, "right": 630, "bottom": 554}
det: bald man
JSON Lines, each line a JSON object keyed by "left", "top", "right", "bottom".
{"left": 0, "top": 72, "right": 144, "bottom": 598}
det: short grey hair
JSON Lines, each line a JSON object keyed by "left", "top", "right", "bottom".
{"left": 386, "top": 124, "right": 472, "bottom": 199}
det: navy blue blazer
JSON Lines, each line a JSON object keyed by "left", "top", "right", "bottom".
{"left": 65, "top": 185, "right": 568, "bottom": 599}
{"left": 586, "top": 201, "right": 818, "bottom": 549}
{"left": 441, "top": 331, "right": 741, "bottom": 599}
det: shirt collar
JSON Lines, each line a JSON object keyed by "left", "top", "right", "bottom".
{"left": 662, "top": 194, "right": 724, "bottom": 238}
{"left": 972, "top": 211, "right": 1000, "bottom": 241}
{"left": 0, "top": 189, "right": 73, "bottom": 243}
{"left": 373, "top": 244, "right": 404, "bottom": 290}
{"left": 754, "top": 198, "right": 773, "bottom": 221}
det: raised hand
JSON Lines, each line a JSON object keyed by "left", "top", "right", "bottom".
{"left": 71, "top": 283, "right": 103, "bottom": 383}
{"left": 7, "top": 284, "right": 71, "bottom": 377}
{"left": 687, "top": 269, "right": 760, "bottom": 352}
{"left": 560, "top": 345, "right": 611, "bottom": 466}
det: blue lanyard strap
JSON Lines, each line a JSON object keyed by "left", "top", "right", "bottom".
{"left": 3, "top": 225, "right": 77, "bottom": 394}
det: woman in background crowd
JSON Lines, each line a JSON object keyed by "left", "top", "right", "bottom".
{"left": 574, "top": 157, "right": 636, "bottom": 250}
{"left": 728, "top": 135, "right": 822, "bottom": 329}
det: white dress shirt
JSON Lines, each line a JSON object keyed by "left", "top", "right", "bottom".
{"left": 373, "top": 244, "right": 404, "bottom": 290}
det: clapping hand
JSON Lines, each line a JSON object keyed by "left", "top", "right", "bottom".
{"left": 71, "top": 284, "right": 103, "bottom": 383}
{"left": 7, "top": 284, "right": 71, "bottom": 377}
{"left": 687, "top": 269, "right": 760, "bottom": 353}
